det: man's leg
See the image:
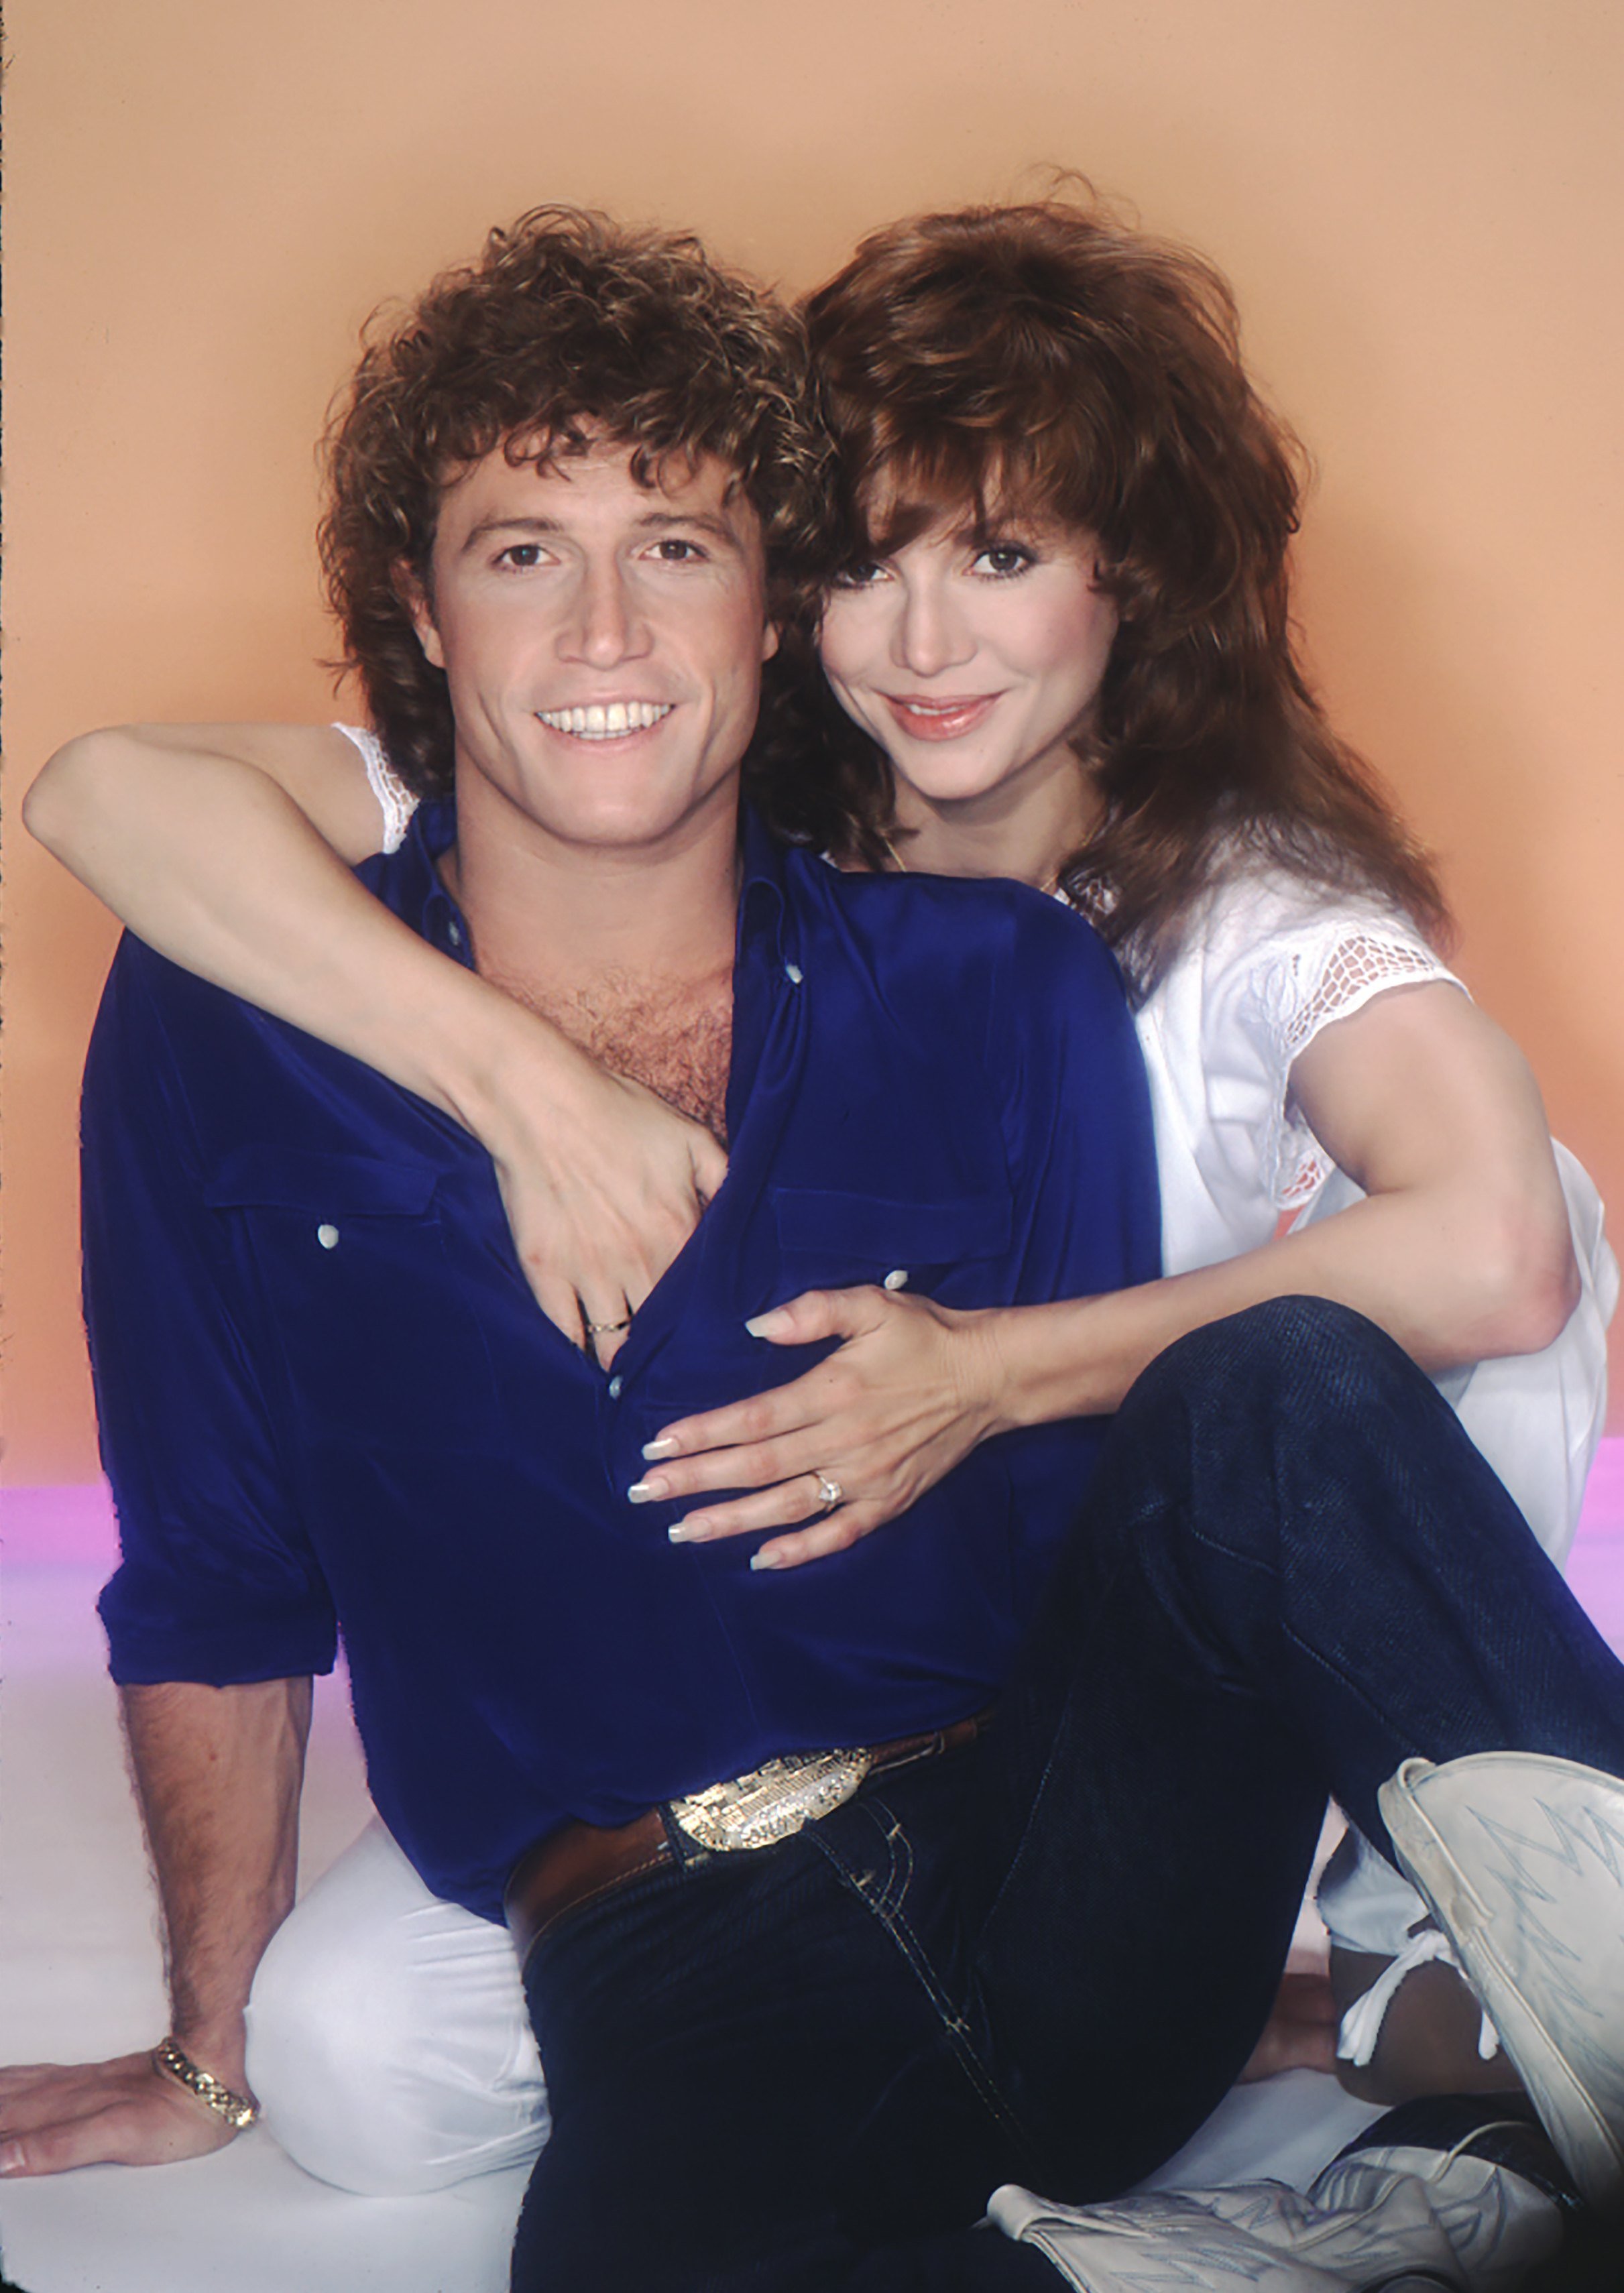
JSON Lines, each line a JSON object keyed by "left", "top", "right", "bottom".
{"left": 509, "top": 1789, "right": 1063, "bottom": 2292}
{"left": 512, "top": 1299, "right": 1624, "bottom": 2286}
{"left": 960, "top": 1297, "right": 1624, "bottom": 2196}
{"left": 245, "top": 1818, "right": 546, "bottom": 2193}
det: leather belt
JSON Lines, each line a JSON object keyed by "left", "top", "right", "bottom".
{"left": 505, "top": 1714, "right": 986, "bottom": 1966}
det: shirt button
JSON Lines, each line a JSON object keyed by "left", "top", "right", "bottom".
{"left": 607, "top": 1375, "right": 624, "bottom": 1399}
{"left": 882, "top": 1268, "right": 909, "bottom": 1291}
{"left": 783, "top": 961, "right": 803, "bottom": 985}
{"left": 316, "top": 1224, "right": 340, "bottom": 1251}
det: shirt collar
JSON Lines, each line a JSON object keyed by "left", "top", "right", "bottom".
{"left": 392, "top": 797, "right": 797, "bottom": 975}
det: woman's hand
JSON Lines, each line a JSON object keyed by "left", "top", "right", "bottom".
{"left": 630, "top": 1287, "right": 1012, "bottom": 1568}
{"left": 480, "top": 1045, "right": 728, "bottom": 1369}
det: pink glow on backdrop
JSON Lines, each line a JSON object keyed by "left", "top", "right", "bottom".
{"left": 8, "top": 1448, "right": 1624, "bottom": 1655}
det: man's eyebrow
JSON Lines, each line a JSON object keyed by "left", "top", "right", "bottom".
{"left": 630, "top": 509, "right": 748, "bottom": 548}
{"left": 457, "top": 516, "right": 565, "bottom": 554}
{"left": 457, "top": 509, "right": 748, "bottom": 554}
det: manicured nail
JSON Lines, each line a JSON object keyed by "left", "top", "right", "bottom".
{"left": 750, "top": 1547, "right": 787, "bottom": 1572}
{"left": 669, "top": 1516, "right": 711, "bottom": 1544}
{"left": 642, "top": 1436, "right": 679, "bottom": 1461}
{"left": 627, "top": 1477, "right": 667, "bottom": 1505}
{"left": 745, "top": 1309, "right": 791, "bottom": 1339}
{"left": 0, "top": 2142, "right": 26, "bottom": 2176}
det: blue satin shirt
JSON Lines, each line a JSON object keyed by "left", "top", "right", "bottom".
{"left": 84, "top": 806, "right": 1160, "bottom": 1920}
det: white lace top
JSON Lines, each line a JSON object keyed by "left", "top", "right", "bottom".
{"left": 1133, "top": 866, "right": 1458, "bottom": 1277}
{"left": 337, "top": 720, "right": 1615, "bottom": 1572}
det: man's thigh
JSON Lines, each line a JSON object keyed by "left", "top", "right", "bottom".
{"left": 512, "top": 1812, "right": 1031, "bottom": 2291}
{"left": 246, "top": 1817, "right": 546, "bottom": 2192}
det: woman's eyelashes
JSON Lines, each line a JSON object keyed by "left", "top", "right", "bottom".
{"left": 831, "top": 538, "right": 1041, "bottom": 590}
{"left": 970, "top": 542, "right": 1039, "bottom": 579}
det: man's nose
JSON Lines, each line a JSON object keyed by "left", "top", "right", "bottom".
{"left": 893, "top": 579, "right": 972, "bottom": 677}
{"left": 560, "top": 563, "right": 652, "bottom": 666}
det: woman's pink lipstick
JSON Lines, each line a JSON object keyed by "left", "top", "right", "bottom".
{"left": 882, "top": 693, "right": 1000, "bottom": 742}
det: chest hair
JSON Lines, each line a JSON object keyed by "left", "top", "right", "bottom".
{"left": 496, "top": 967, "right": 734, "bottom": 1141}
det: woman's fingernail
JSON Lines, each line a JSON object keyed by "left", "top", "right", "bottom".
{"left": 745, "top": 1309, "right": 789, "bottom": 1339}
{"left": 669, "top": 1517, "right": 711, "bottom": 1544}
{"left": 642, "top": 1436, "right": 679, "bottom": 1461}
{"left": 750, "top": 1547, "right": 786, "bottom": 1572}
{"left": 627, "top": 1477, "right": 667, "bottom": 1505}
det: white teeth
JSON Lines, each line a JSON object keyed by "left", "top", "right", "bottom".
{"left": 536, "top": 701, "right": 673, "bottom": 739}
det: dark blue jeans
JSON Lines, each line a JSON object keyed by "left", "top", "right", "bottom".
{"left": 510, "top": 1301, "right": 1624, "bottom": 2290}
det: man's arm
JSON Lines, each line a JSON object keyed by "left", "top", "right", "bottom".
{"left": 0, "top": 1676, "right": 309, "bottom": 2176}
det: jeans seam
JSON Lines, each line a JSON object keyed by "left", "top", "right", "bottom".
{"left": 809, "top": 1806, "right": 1036, "bottom": 2163}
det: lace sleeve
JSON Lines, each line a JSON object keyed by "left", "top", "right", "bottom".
{"left": 331, "top": 723, "right": 419, "bottom": 855}
{"left": 1275, "top": 931, "right": 1455, "bottom": 1066}
{"left": 1238, "top": 902, "right": 1463, "bottom": 1213}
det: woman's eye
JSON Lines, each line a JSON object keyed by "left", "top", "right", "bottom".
{"left": 830, "top": 561, "right": 886, "bottom": 589}
{"left": 497, "top": 543, "right": 546, "bottom": 571}
{"left": 972, "top": 544, "right": 1036, "bottom": 578}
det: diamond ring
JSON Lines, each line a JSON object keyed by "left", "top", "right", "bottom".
{"left": 813, "top": 1471, "right": 844, "bottom": 1511}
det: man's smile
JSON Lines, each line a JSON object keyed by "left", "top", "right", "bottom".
{"left": 534, "top": 701, "right": 677, "bottom": 741}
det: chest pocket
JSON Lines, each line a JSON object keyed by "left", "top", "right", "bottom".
{"left": 768, "top": 1187, "right": 1012, "bottom": 1302}
{"left": 203, "top": 1146, "right": 502, "bottom": 1451}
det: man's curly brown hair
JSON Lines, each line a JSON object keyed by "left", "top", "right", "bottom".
{"left": 320, "top": 207, "right": 834, "bottom": 801}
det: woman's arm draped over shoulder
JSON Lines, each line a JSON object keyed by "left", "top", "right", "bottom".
{"left": 23, "top": 724, "right": 726, "bottom": 1357}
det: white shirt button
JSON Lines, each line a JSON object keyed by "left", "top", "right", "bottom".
{"left": 783, "top": 961, "right": 803, "bottom": 985}
{"left": 607, "top": 1375, "right": 624, "bottom": 1399}
{"left": 316, "top": 1224, "right": 340, "bottom": 1251}
{"left": 882, "top": 1268, "right": 909, "bottom": 1291}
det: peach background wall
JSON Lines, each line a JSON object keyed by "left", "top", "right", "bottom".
{"left": 5, "top": 0, "right": 1622, "bottom": 1483}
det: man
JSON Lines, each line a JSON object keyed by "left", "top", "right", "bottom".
{"left": 6, "top": 209, "right": 1624, "bottom": 2292}
{"left": 4, "top": 201, "right": 1157, "bottom": 2209}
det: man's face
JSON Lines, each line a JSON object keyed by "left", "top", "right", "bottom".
{"left": 408, "top": 436, "right": 777, "bottom": 856}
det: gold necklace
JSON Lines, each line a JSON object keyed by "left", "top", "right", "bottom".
{"left": 881, "top": 831, "right": 1065, "bottom": 901}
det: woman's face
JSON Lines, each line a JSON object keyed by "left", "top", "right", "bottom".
{"left": 817, "top": 513, "right": 1118, "bottom": 816}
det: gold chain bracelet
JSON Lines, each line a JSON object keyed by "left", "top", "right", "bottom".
{"left": 153, "top": 2037, "right": 260, "bottom": 2130}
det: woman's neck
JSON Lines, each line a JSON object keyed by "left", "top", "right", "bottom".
{"left": 886, "top": 756, "right": 1104, "bottom": 892}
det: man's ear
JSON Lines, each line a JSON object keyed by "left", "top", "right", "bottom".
{"left": 396, "top": 563, "right": 447, "bottom": 670}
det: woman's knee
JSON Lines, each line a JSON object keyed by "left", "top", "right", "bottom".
{"left": 245, "top": 1822, "right": 546, "bottom": 2194}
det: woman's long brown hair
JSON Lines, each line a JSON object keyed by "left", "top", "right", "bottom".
{"left": 766, "top": 193, "right": 1448, "bottom": 987}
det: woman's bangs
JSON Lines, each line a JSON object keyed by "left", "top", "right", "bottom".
{"left": 848, "top": 436, "right": 1074, "bottom": 558}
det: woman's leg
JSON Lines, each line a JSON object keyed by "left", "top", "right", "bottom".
{"left": 246, "top": 1817, "right": 546, "bottom": 2193}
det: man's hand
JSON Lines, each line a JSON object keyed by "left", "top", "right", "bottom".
{"left": 630, "top": 1286, "right": 1011, "bottom": 1568}
{"left": 0, "top": 2050, "right": 243, "bottom": 2175}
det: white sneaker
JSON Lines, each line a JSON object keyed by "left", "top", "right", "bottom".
{"left": 1379, "top": 1751, "right": 1624, "bottom": 2215}
{"left": 990, "top": 2120, "right": 1562, "bottom": 2292}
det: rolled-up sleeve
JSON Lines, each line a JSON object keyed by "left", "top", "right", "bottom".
{"left": 82, "top": 943, "right": 339, "bottom": 1685}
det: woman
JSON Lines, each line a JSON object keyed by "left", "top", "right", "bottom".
{"left": 25, "top": 194, "right": 1615, "bottom": 2113}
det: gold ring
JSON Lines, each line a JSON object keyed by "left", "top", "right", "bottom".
{"left": 585, "top": 1315, "right": 632, "bottom": 1337}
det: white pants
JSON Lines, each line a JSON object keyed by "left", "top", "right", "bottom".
{"left": 244, "top": 1818, "right": 547, "bottom": 2194}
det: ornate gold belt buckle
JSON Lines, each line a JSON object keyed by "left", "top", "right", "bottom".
{"left": 667, "top": 1747, "right": 874, "bottom": 1853}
